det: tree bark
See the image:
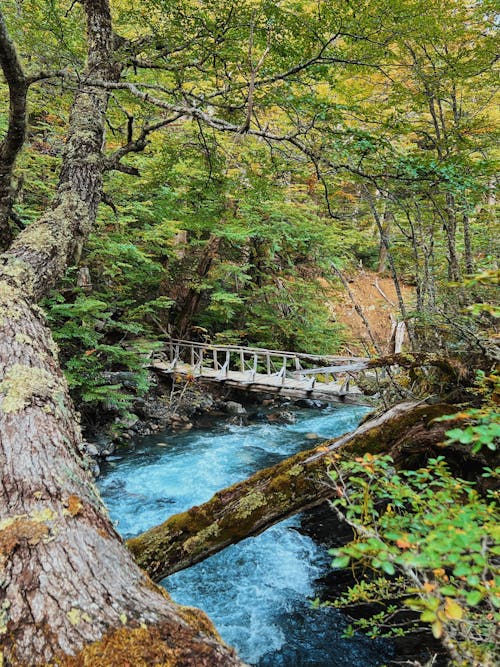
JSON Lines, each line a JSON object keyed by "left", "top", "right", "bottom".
{"left": 363, "top": 187, "right": 415, "bottom": 348}
{"left": 0, "top": 9, "right": 28, "bottom": 249}
{"left": 127, "top": 402, "right": 454, "bottom": 581}
{"left": 174, "top": 234, "right": 221, "bottom": 339}
{"left": 0, "top": 3, "right": 244, "bottom": 664}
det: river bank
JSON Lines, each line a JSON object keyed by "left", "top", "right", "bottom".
{"left": 82, "top": 372, "right": 337, "bottom": 474}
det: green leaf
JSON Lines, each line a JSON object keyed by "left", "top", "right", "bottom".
{"left": 381, "top": 562, "right": 396, "bottom": 575}
{"left": 466, "top": 590, "right": 483, "bottom": 606}
{"left": 331, "top": 555, "right": 350, "bottom": 569}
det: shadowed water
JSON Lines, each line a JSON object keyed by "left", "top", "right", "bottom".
{"left": 99, "top": 405, "right": 391, "bottom": 666}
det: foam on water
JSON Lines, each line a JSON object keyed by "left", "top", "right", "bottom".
{"left": 98, "top": 405, "right": 390, "bottom": 666}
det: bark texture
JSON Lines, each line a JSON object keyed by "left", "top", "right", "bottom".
{"left": 128, "top": 401, "right": 454, "bottom": 581}
{"left": 0, "top": 9, "right": 28, "bottom": 248}
{"left": 0, "top": 2, "right": 245, "bottom": 664}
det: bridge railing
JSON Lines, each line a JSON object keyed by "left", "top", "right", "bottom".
{"left": 157, "top": 339, "right": 368, "bottom": 387}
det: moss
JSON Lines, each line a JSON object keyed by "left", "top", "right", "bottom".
{"left": 0, "top": 281, "right": 25, "bottom": 321}
{"left": 1, "top": 260, "right": 36, "bottom": 292}
{"left": 0, "top": 516, "right": 50, "bottom": 559}
{"left": 11, "top": 222, "right": 54, "bottom": 254}
{"left": 57, "top": 626, "right": 184, "bottom": 667}
{"left": 0, "top": 280, "right": 17, "bottom": 303}
{"left": 67, "top": 608, "right": 92, "bottom": 626}
{"left": 63, "top": 495, "right": 83, "bottom": 517}
{"left": 0, "top": 600, "right": 10, "bottom": 637}
{"left": 183, "top": 523, "right": 220, "bottom": 553}
{"left": 235, "top": 491, "right": 266, "bottom": 519}
{"left": 176, "top": 605, "right": 220, "bottom": 640}
{"left": 57, "top": 619, "right": 236, "bottom": 667}
{"left": 0, "top": 364, "right": 58, "bottom": 413}
{"left": 288, "top": 464, "right": 304, "bottom": 477}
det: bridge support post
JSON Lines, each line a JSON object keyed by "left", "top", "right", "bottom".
{"left": 251, "top": 354, "right": 257, "bottom": 381}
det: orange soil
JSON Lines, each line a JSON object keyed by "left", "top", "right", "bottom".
{"left": 323, "top": 271, "right": 414, "bottom": 355}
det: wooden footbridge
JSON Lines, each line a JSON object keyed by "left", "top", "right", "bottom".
{"left": 150, "top": 339, "right": 372, "bottom": 403}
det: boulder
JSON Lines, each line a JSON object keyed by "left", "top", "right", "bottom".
{"left": 267, "top": 410, "right": 297, "bottom": 424}
{"left": 224, "top": 401, "right": 247, "bottom": 416}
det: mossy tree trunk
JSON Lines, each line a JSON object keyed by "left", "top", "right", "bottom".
{"left": 0, "top": 2, "right": 244, "bottom": 664}
{"left": 128, "top": 401, "right": 456, "bottom": 581}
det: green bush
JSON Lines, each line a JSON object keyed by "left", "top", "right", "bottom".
{"left": 327, "top": 451, "right": 499, "bottom": 666}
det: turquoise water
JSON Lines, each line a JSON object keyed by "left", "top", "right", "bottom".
{"left": 98, "top": 405, "right": 390, "bottom": 666}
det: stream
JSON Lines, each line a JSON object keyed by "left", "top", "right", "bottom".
{"left": 98, "top": 405, "right": 392, "bottom": 666}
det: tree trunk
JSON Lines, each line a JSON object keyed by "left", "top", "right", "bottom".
{"left": 462, "top": 209, "right": 474, "bottom": 275}
{"left": 174, "top": 235, "right": 221, "bottom": 338}
{"left": 0, "top": 9, "right": 28, "bottom": 249}
{"left": 444, "top": 193, "right": 461, "bottom": 282}
{"left": 128, "top": 402, "right": 454, "bottom": 581}
{"left": 377, "top": 206, "right": 391, "bottom": 273}
{"left": 363, "top": 187, "right": 415, "bottom": 348}
{"left": 0, "top": 3, "right": 244, "bottom": 664}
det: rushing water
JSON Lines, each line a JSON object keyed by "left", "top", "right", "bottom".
{"left": 98, "top": 405, "right": 391, "bottom": 666}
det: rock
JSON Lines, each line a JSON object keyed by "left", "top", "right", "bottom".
{"left": 294, "top": 398, "right": 324, "bottom": 408}
{"left": 224, "top": 401, "right": 247, "bottom": 416}
{"left": 226, "top": 416, "right": 246, "bottom": 426}
{"left": 267, "top": 410, "right": 296, "bottom": 424}
{"left": 83, "top": 441, "right": 99, "bottom": 458}
{"left": 305, "top": 432, "right": 321, "bottom": 440}
{"left": 115, "top": 414, "right": 139, "bottom": 429}
{"left": 89, "top": 460, "right": 100, "bottom": 477}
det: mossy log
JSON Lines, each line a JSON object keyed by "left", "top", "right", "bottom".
{"left": 128, "top": 401, "right": 455, "bottom": 581}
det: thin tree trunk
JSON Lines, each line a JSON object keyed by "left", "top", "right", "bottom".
{"left": 0, "top": 9, "right": 28, "bottom": 249}
{"left": 363, "top": 187, "right": 415, "bottom": 348}
{"left": 128, "top": 402, "right": 454, "bottom": 581}
{"left": 444, "top": 193, "right": 461, "bottom": 282}
{"left": 462, "top": 209, "right": 474, "bottom": 275}
{"left": 0, "top": 3, "right": 244, "bottom": 664}
{"left": 377, "top": 206, "right": 391, "bottom": 273}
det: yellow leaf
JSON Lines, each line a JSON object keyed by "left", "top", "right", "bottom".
{"left": 431, "top": 620, "right": 443, "bottom": 638}
{"left": 444, "top": 597, "right": 463, "bottom": 620}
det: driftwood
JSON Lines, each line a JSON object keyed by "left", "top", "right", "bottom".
{"left": 127, "top": 401, "right": 454, "bottom": 581}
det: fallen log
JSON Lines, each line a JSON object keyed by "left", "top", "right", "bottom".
{"left": 127, "top": 401, "right": 455, "bottom": 581}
